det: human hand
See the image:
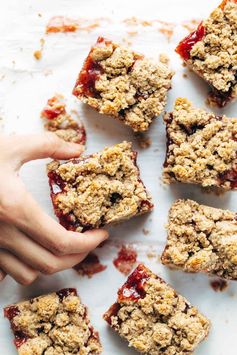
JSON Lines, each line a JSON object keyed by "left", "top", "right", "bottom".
{"left": 0, "top": 133, "right": 108, "bottom": 285}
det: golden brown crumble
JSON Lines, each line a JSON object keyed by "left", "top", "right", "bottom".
{"left": 4, "top": 289, "right": 101, "bottom": 355}
{"left": 73, "top": 37, "right": 173, "bottom": 132}
{"left": 184, "top": 1, "right": 237, "bottom": 105}
{"left": 41, "top": 95, "right": 86, "bottom": 145}
{"left": 104, "top": 264, "right": 210, "bottom": 354}
{"left": 48, "top": 142, "right": 153, "bottom": 232}
{"left": 163, "top": 98, "right": 237, "bottom": 190}
{"left": 161, "top": 199, "right": 237, "bottom": 280}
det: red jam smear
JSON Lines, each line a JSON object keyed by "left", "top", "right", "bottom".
{"left": 176, "top": 23, "right": 205, "bottom": 60}
{"left": 118, "top": 264, "right": 150, "bottom": 301}
{"left": 210, "top": 278, "right": 228, "bottom": 292}
{"left": 48, "top": 171, "right": 66, "bottom": 194}
{"left": 56, "top": 288, "right": 77, "bottom": 301}
{"left": 74, "top": 253, "right": 107, "bottom": 278}
{"left": 73, "top": 37, "right": 112, "bottom": 98}
{"left": 103, "top": 302, "right": 121, "bottom": 325}
{"left": 46, "top": 16, "right": 79, "bottom": 33}
{"left": 14, "top": 332, "right": 28, "bottom": 348}
{"left": 113, "top": 245, "right": 137, "bottom": 275}
{"left": 4, "top": 306, "right": 20, "bottom": 321}
{"left": 41, "top": 96, "right": 66, "bottom": 120}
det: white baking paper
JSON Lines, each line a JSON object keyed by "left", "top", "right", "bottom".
{"left": 0, "top": 0, "right": 237, "bottom": 354}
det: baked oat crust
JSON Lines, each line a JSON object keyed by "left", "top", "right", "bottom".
{"left": 176, "top": 0, "right": 237, "bottom": 107}
{"left": 103, "top": 264, "right": 210, "bottom": 354}
{"left": 73, "top": 37, "right": 173, "bottom": 132}
{"left": 163, "top": 98, "right": 237, "bottom": 190}
{"left": 161, "top": 199, "right": 237, "bottom": 280}
{"left": 47, "top": 141, "right": 153, "bottom": 232}
{"left": 4, "top": 288, "right": 101, "bottom": 355}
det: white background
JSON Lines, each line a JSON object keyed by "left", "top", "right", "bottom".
{"left": 0, "top": 0, "right": 237, "bottom": 354}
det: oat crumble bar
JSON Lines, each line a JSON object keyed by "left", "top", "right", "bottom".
{"left": 47, "top": 141, "right": 153, "bottom": 232}
{"left": 4, "top": 288, "right": 101, "bottom": 355}
{"left": 41, "top": 95, "right": 86, "bottom": 145}
{"left": 103, "top": 264, "right": 210, "bottom": 354}
{"left": 73, "top": 37, "right": 173, "bottom": 132}
{"left": 176, "top": 0, "right": 237, "bottom": 107}
{"left": 161, "top": 199, "right": 237, "bottom": 280}
{"left": 163, "top": 98, "right": 237, "bottom": 190}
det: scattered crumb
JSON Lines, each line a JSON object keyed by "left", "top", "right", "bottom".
{"left": 159, "top": 53, "right": 169, "bottom": 65}
{"left": 38, "top": 13, "right": 42, "bottom": 17}
{"left": 123, "top": 17, "right": 153, "bottom": 27}
{"left": 142, "top": 228, "right": 150, "bottom": 236}
{"left": 182, "top": 62, "right": 187, "bottom": 67}
{"left": 113, "top": 245, "right": 137, "bottom": 275}
{"left": 210, "top": 279, "right": 228, "bottom": 292}
{"left": 158, "top": 27, "right": 173, "bottom": 41}
{"left": 127, "top": 31, "right": 138, "bottom": 36}
{"left": 121, "top": 37, "right": 132, "bottom": 47}
{"left": 182, "top": 19, "right": 201, "bottom": 32}
{"left": 33, "top": 38, "right": 45, "bottom": 61}
{"left": 46, "top": 16, "right": 110, "bottom": 34}
{"left": 135, "top": 133, "right": 151, "bottom": 149}
{"left": 147, "top": 251, "right": 157, "bottom": 259}
{"left": 183, "top": 73, "right": 188, "bottom": 78}
{"left": 73, "top": 253, "right": 107, "bottom": 278}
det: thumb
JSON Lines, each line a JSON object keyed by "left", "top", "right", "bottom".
{"left": 12, "top": 133, "right": 84, "bottom": 167}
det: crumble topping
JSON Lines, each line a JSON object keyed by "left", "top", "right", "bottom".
{"left": 41, "top": 95, "right": 86, "bottom": 145}
{"left": 176, "top": 0, "right": 237, "bottom": 106}
{"left": 163, "top": 98, "right": 237, "bottom": 190}
{"left": 161, "top": 199, "right": 237, "bottom": 280}
{"left": 104, "top": 264, "right": 210, "bottom": 354}
{"left": 4, "top": 289, "right": 101, "bottom": 355}
{"left": 73, "top": 37, "right": 173, "bottom": 132}
{"left": 47, "top": 142, "right": 153, "bottom": 232}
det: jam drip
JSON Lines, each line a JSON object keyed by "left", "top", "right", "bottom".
{"left": 14, "top": 331, "right": 28, "bottom": 348}
{"left": 103, "top": 303, "right": 121, "bottom": 325}
{"left": 176, "top": 23, "right": 205, "bottom": 60}
{"left": 118, "top": 264, "right": 150, "bottom": 301}
{"left": 4, "top": 306, "right": 20, "bottom": 321}
{"left": 113, "top": 245, "right": 137, "bottom": 275}
{"left": 74, "top": 253, "right": 107, "bottom": 278}
{"left": 56, "top": 288, "right": 77, "bottom": 301}
{"left": 73, "top": 37, "right": 112, "bottom": 98}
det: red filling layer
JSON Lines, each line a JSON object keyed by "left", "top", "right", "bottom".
{"left": 41, "top": 97, "right": 66, "bottom": 120}
{"left": 14, "top": 332, "right": 28, "bottom": 348}
{"left": 176, "top": 23, "right": 205, "bottom": 60}
{"left": 113, "top": 245, "right": 137, "bottom": 275}
{"left": 219, "top": 166, "right": 237, "bottom": 188}
{"left": 56, "top": 288, "right": 77, "bottom": 301}
{"left": 73, "top": 37, "right": 112, "bottom": 98}
{"left": 4, "top": 306, "right": 20, "bottom": 321}
{"left": 118, "top": 264, "right": 150, "bottom": 301}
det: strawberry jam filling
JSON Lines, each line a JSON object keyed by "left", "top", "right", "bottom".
{"left": 113, "top": 245, "right": 137, "bottom": 275}
{"left": 176, "top": 23, "right": 205, "bottom": 60}
{"left": 48, "top": 171, "right": 66, "bottom": 194}
{"left": 73, "top": 37, "right": 112, "bottom": 98}
{"left": 118, "top": 264, "right": 150, "bottom": 302}
{"left": 14, "top": 332, "right": 28, "bottom": 348}
{"left": 41, "top": 97, "right": 66, "bottom": 120}
{"left": 219, "top": 166, "right": 237, "bottom": 189}
{"left": 74, "top": 253, "right": 107, "bottom": 277}
{"left": 4, "top": 306, "right": 20, "bottom": 321}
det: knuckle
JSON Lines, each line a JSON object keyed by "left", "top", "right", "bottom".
{"left": 51, "top": 239, "right": 68, "bottom": 256}
{"left": 41, "top": 260, "right": 59, "bottom": 275}
{"left": 20, "top": 273, "right": 37, "bottom": 286}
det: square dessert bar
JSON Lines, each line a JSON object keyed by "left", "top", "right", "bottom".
{"left": 47, "top": 141, "right": 153, "bottom": 232}
{"left": 103, "top": 264, "right": 210, "bottom": 354}
{"left": 4, "top": 288, "right": 101, "bottom": 355}
{"left": 176, "top": 0, "right": 237, "bottom": 107}
{"left": 73, "top": 36, "right": 173, "bottom": 132}
{"left": 41, "top": 95, "right": 86, "bottom": 145}
{"left": 161, "top": 199, "right": 237, "bottom": 280}
{"left": 163, "top": 98, "right": 237, "bottom": 190}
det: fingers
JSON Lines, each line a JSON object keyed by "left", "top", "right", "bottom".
{"left": 0, "top": 250, "right": 38, "bottom": 285}
{"left": 7, "top": 133, "right": 84, "bottom": 168}
{"left": 0, "top": 223, "right": 88, "bottom": 274}
{"left": 10, "top": 189, "right": 109, "bottom": 255}
{"left": 0, "top": 269, "right": 6, "bottom": 281}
